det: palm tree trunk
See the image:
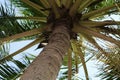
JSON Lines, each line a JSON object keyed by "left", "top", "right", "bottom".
{"left": 20, "top": 23, "right": 70, "bottom": 80}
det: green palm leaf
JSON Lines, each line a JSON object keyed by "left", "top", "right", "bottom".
{"left": 0, "top": 54, "right": 35, "bottom": 80}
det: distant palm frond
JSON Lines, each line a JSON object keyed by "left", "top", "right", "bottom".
{"left": 0, "top": 3, "right": 44, "bottom": 39}
{"left": 0, "top": 54, "right": 35, "bottom": 80}
{"left": 97, "top": 49, "right": 120, "bottom": 80}
{"left": 0, "top": 43, "right": 10, "bottom": 59}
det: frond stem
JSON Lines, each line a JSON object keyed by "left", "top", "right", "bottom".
{"left": 0, "top": 37, "right": 44, "bottom": 63}
{"left": 21, "top": 0, "right": 48, "bottom": 16}
{"left": 81, "top": 3, "right": 120, "bottom": 20}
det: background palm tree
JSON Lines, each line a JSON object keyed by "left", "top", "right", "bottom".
{"left": 0, "top": 0, "right": 120, "bottom": 80}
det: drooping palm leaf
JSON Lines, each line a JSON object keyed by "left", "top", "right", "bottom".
{"left": 0, "top": 54, "right": 35, "bottom": 80}
{"left": 97, "top": 51, "right": 120, "bottom": 80}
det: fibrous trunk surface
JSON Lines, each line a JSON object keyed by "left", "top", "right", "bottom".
{"left": 20, "top": 24, "right": 70, "bottom": 80}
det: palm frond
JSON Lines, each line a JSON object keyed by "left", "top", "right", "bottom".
{"left": 1, "top": 16, "right": 46, "bottom": 22}
{"left": 64, "top": 0, "right": 73, "bottom": 9}
{"left": 78, "top": 0, "right": 97, "bottom": 13}
{"left": 0, "top": 37, "right": 44, "bottom": 63}
{"left": 73, "top": 23, "right": 120, "bottom": 47}
{"left": 67, "top": 48, "right": 72, "bottom": 80}
{"left": 48, "top": 0, "right": 60, "bottom": 18}
{"left": 21, "top": 0, "right": 48, "bottom": 16}
{"left": 0, "top": 4, "right": 45, "bottom": 39}
{"left": 81, "top": 3, "right": 120, "bottom": 20}
{"left": 71, "top": 40, "right": 89, "bottom": 80}
{"left": 0, "top": 26, "right": 46, "bottom": 44}
{"left": 97, "top": 52, "right": 120, "bottom": 80}
{"left": 79, "top": 20, "right": 120, "bottom": 27}
{"left": 69, "top": 0, "right": 82, "bottom": 16}
{"left": 39, "top": 0, "right": 49, "bottom": 8}
{"left": 0, "top": 54, "right": 35, "bottom": 80}
{"left": 0, "top": 43, "right": 10, "bottom": 59}
{"left": 11, "top": 0, "right": 47, "bottom": 16}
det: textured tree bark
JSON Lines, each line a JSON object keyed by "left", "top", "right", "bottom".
{"left": 20, "top": 24, "right": 70, "bottom": 80}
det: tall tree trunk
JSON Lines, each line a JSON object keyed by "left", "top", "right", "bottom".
{"left": 20, "top": 24, "right": 70, "bottom": 80}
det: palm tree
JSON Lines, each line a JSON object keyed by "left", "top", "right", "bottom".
{"left": 0, "top": 0, "right": 120, "bottom": 80}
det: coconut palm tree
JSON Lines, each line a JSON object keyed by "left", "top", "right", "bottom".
{"left": 0, "top": 0, "right": 120, "bottom": 80}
